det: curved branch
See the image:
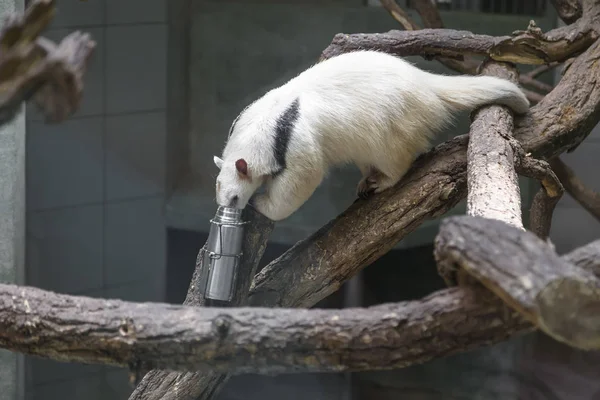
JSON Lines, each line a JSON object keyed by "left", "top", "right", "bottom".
{"left": 549, "top": 157, "right": 600, "bottom": 222}
{"left": 379, "top": 0, "right": 419, "bottom": 31}
{"left": 435, "top": 216, "right": 600, "bottom": 350}
{"left": 321, "top": 20, "right": 597, "bottom": 66}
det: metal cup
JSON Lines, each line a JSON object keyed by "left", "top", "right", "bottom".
{"left": 198, "top": 206, "right": 245, "bottom": 302}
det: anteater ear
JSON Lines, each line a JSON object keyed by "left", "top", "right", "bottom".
{"left": 213, "top": 156, "right": 223, "bottom": 170}
{"left": 235, "top": 158, "right": 248, "bottom": 176}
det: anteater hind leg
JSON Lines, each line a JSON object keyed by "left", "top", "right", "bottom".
{"left": 356, "top": 159, "right": 413, "bottom": 199}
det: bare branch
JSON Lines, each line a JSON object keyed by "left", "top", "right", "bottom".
{"left": 379, "top": 0, "right": 419, "bottom": 31}
{"left": 435, "top": 216, "right": 600, "bottom": 350}
{"left": 129, "top": 207, "right": 274, "bottom": 399}
{"left": 523, "top": 88, "right": 546, "bottom": 104}
{"left": 321, "top": 20, "right": 597, "bottom": 66}
{"left": 0, "top": 0, "right": 95, "bottom": 125}
{"left": 0, "top": 282, "right": 533, "bottom": 375}
{"left": 512, "top": 154, "right": 564, "bottom": 239}
{"left": 551, "top": 0, "right": 583, "bottom": 24}
{"left": 519, "top": 74, "right": 554, "bottom": 93}
{"left": 549, "top": 157, "right": 600, "bottom": 222}
{"left": 466, "top": 61, "right": 523, "bottom": 228}
{"left": 563, "top": 239, "right": 600, "bottom": 277}
{"left": 409, "top": 0, "right": 444, "bottom": 29}
{"left": 526, "top": 62, "right": 562, "bottom": 79}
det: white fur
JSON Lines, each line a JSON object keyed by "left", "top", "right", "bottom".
{"left": 214, "top": 50, "right": 529, "bottom": 221}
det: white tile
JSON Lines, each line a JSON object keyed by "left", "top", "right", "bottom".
{"left": 28, "top": 373, "right": 106, "bottom": 400}
{"left": 107, "top": 0, "right": 166, "bottom": 24}
{"left": 26, "top": 117, "right": 103, "bottom": 211}
{"left": 26, "top": 205, "right": 103, "bottom": 294}
{"left": 106, "top": 25, "right": 167, "bottom": 113}
{"left": 104, "top": 197, "right": 166, "bottom": 286}
{"left": 50, "top": 0, "right": 105, "bottom": 29}
{"left": 105, "top": 112, "right": 166, "bottom": 201}
{"left": 27, "top": 28, "right": 105, "bottom": 120}
{"left": 550, "top": 206, "right": 600, "bottom": 254}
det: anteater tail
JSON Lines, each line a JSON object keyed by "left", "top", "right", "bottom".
{"left": 428, "top": 74, "right": 530, "bottom": 115}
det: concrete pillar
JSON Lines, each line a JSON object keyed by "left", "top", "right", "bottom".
{"left": 0, "top": 0, "right": 26, "bottom": 398}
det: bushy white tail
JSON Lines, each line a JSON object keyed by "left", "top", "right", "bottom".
{"left": 428, "top": 74, "right": 530, "bottom": 114}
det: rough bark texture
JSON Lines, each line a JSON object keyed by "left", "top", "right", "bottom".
{"left": 552, "top": 0, "right": 584, "bottom": 24}
{"left": 0, "top": 282, "right": 533, "bottom": 375}
{"left": 3, "top": 233, "right": 600, "bottom": 373}
{"left": 466, "top": 62, "right": 523, "bottom": 228}
{"left": 563, "top": 239, "right": 600, "bottom": 278}
{"left": 0, "top": 0, "right": 95, "bottom": 124}
{"left": 549, "top": 156, "right": 600, "bottom": 222}
{"left": 129, "top": 207, "right": 274, "bottom": 400}
{"left": 321, "top": 21, "right": 597, "bottom": 65}
{"left": 435, "top": 216, "right": 600, "bottom": 350}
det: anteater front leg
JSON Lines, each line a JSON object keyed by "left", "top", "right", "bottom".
{"left": 252, "top": 168, "right": 324, "bottom": 221}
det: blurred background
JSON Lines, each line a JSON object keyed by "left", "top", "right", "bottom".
{"left": 0, "top": 0, "right": 598, "bottom": 399}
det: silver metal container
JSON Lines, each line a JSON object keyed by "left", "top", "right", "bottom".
{"left": 198, "top": 206, "right": 245, "bottom": 302}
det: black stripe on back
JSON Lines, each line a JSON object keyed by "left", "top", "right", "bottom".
{"left": 272, "top": 98, "right": 300, "bottom": 175}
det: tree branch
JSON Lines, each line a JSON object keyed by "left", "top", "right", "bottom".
{"left": 0, "top": 282, "right": 533, "bottom": 375}
{"left": 466, "top": 61, "right": 524, "bottom": 228}
{"left": 435, "top": 216, "right": 600, "bottom": 350}
{"left": 4, "top": 232, "right": 600, "bottom": 373}
{"left": 549, "top": 157, "right": 600, "bottom": 222}
{"left": 321, "top": 20, "right": 597, "bottom": 66}
{"left": 129, "top": 207, "right": 274, "bottom": 399}
{"left": 0, "top": 0, "right": 95, "bottom": 124}
{"left": 379, "top": 0, "right": 419, "bottom": 31}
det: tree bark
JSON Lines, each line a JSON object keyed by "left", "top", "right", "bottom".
{"left": 321, "top": 21, "right": 597, "bottom": 66}
{"left": 129, "top": 207, "right": 274, "bottom": 400}
{"left": 0, "top": 282, "right": 533, "bottom": 375}
{"left": 435, "top": 215, "right": 600, "bottom": 350}
{"left": 4, "top": 234, "right": 600, "bottom": 372}
{"left": 466, "top": 61, "right": 523, "bottom": 228}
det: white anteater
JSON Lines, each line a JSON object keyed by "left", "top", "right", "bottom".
{"left": 213, "top": 50, "right": 529, "bottom": 221}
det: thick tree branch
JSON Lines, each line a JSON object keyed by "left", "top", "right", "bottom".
{"left": 0, "top": 0, "right": 95, "bottom": 124}
{"left": 0, "top": 282, "right": 533, "bottom": 375}
{"left": 435, "top": 216, "right": 600, "bottom": 350}
{"left": 321, "top": 20, "right": 597, "bottom": 66}
{"left": 466, "top": 61, "right": 523, "bottom": 228}
{"left": 549, "top": 157, "right": 600, "bottom": 222}
{"left": 4, "top": 233, "right": 600, "bottom": 372}
{"left": 129, "top": 208, "right": 274, "bottom": 400}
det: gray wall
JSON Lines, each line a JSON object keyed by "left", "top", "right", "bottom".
{"left": 0, "top": 1, "right": 25, "bottom": 399}
{"left": 24, "top": 0, "right": 168, "bottom": 398}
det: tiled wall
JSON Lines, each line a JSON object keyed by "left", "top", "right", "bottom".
{"left": 24, "top": 0, "right": 167, "bottom": 398}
